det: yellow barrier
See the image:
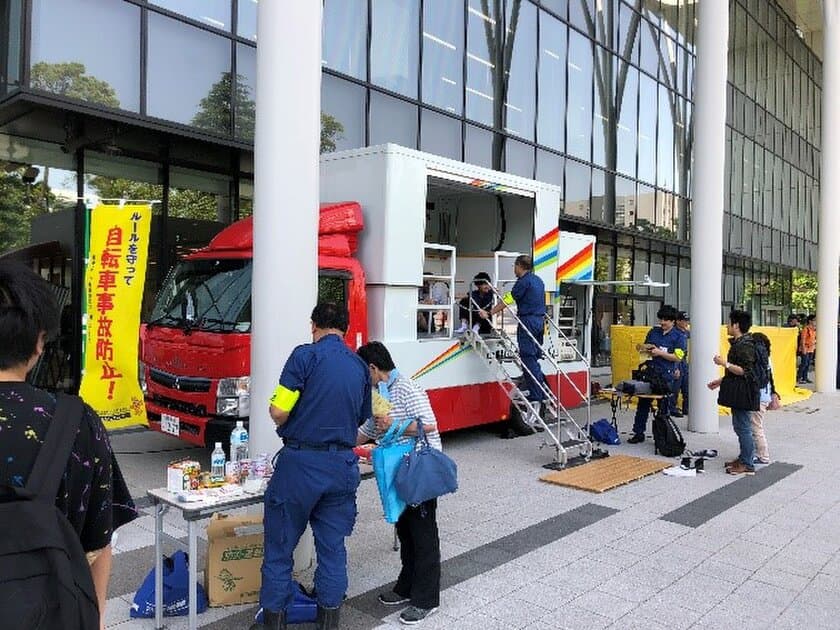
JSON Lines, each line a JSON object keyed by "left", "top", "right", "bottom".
{"left": 610, "top": 325, "right": 812, "bottom": 408}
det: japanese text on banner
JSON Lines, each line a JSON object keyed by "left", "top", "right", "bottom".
{"left": 79, "top": 203, "right": 152, "bottom": 430}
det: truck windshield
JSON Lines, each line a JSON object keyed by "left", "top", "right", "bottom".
{"left": 149, "top": 259, "right": 252, "bottom": 332}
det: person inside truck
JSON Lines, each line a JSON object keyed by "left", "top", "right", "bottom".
{"left": 254, "top": 302, "right": 371, "bottom": 630}
{"left": 356, "top": 341, "right": 442, "bottom": 626}
{"left": 455, "top": 271, "right": 495, "bottom": 335}
{"left": 0, "top": 260, "right": 137, "bottom": 630}
{"left": 483, "top": 255, "right": 548, "bottom": 418}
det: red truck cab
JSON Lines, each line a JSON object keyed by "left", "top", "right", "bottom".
{"left": 140, "top": 202, "right": 367, "bottom": 447}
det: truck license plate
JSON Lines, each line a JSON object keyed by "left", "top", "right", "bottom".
{"left": 161, "top": 413, "right": 180, "bottom": 436}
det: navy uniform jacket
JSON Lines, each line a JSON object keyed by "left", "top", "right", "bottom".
{"left": 511, "top": 272, "right": 545, "bottom": 318}
{"left": 276, "top": 334, "right": 371, "bottom": 447}
{"left": 644, "top": 326, "right": 687, "bottom": 381}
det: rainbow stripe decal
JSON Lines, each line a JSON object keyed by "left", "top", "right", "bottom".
{"left": 468, "top": 179, "right": 518, "bottom": 194}
{"left": 533, "top": 227, "right": 560, "bottom": 272}
{"left": 556, "top": 241, "right": 595, "bottom": 282}
{"left": 411, "top": 342, "right": 470, "bottom": 380}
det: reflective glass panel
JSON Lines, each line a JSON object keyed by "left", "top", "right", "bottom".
{"left": 321, "top": 75, "right": 366, "bottom": 152}
{"left": 637, "top": 72, "right": 656, "bottom": 183}
{"left": 466, "top": 0, "right": 500, "bottom": 127}
{"left": 148, "top": 12, "right": 231, "bottom": 132}
{"left": 505, "top": 140, "right": 534, "bottom": 178}
{"left": 614, "top": 175, "right": 636, "bottom": 228}
{"left": 618, "top": 2, "right": 640, "bottom": 64}
{"left": 537, "top": 11, "right": 566, "bottom": 151}
{"left": 420, "top": 109, "right": 461, "bottom": 160}
{"left": 31, "top": 0, "right": 140, "bottom": 111}
{"left": 3, "top": 0, "right": 23, "bottom": 93}
{"left": 564, "top": 160, "right": 590, "bottom": 219}
{"left": 566, "top": 30, "right": 593, "bottom": 161}
{"left": 536, "top": 149, "right": 564, "bottom": 186}
{"left": 235, "top": 44, "right": 256, "bottom": 141}
{"left": 370, "top": 91, "right": 418, "bottom": 148}
{"left": 422, "top": 0, "right": 464, "bottom": 114}
{"left": 591, "top": 167, "right": 606, "bottom": 223}
{"left": 465, "top": 124, "right": 493, "bottom": 168}
{"left": 504, "top": 0, "right": 536, "bottom": 140}
{"left": 617, "top": 65, "right": 638, "bottom": 177}
{"left": 656, "top": 83, "right": 674, "bottom": 190}
{"left": 237, "top": 0, "right": 257, "bottom": 40}
{"left": 149, "top": 0, "right": 231, "bottom": 30}
{"left": 636, "top": 182, "right": 655, "bottom": 232}
{"left": 371, "top": 0, "right": 420, "bottom": 97}
{"left": 323, "top": 0, "right": 367, "bottom": 79}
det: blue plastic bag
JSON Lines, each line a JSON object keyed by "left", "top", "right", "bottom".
{"left": 253, "top": 581, "right": 317, "bottom": 624}
{"left": 394, "top": 421, "right": 458, "bottom": 505}
{"left": 589, "top": 418, "right": 621, "bottom": 445}
{"left": 372, "top": 419, "right": 414, "bottom": 524}
{"left": 130, "top": 550, "right": 208, "bottom": 618}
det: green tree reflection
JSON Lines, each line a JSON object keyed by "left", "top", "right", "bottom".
{"left": 30, "top": 62, "right": 120, "bottom": 108}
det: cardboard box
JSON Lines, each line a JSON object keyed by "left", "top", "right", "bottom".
{"left": 205, "top": 513, "right": 264, "bottom": 606}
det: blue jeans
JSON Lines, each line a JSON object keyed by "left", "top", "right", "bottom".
{"left": 797, "top": 352, "right": 813, "bottom": 381}
{"left": 260, "top": 447, "right": 360, "bottom": 611}
{"left": 732, "top": 407, "right": 756, "bottom": 468}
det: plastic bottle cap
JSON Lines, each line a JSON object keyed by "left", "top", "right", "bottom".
{"left": 236, "top": 421, "right": 244, "bottom": 428}
{"left": 215, "top": 442, "right": 222, "bottom": 448}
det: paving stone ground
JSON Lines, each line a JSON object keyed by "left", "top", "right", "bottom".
{"left": 105, "top": 388, "right": 840, "bottom": 629}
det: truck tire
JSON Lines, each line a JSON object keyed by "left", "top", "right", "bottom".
{"left": 508, "top": 404, "right": 535, "bottom": 436}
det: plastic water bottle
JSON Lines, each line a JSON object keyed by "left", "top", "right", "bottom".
{"left": 230, "top": 420, "right": 249, "bottom": 463}
{"left": 210, "top": 442, "right": 226, "bottom": 483}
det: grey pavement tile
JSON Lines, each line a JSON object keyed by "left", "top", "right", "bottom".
{"left": 631, "top": 595, "right": 705, "bottom": 629}
{"left": 583, "top": 545, "right": 643, "bottom": 570}
{"left": 763, "top": 548, "right": 831, "bottom": 578}
{"left": 738, "top": 521, "right": 800, "bottom": 549}
{"left": 645, "top": 542, "right": 713, "bottom": 573}
{"left": 773, "top": 602, "right": 840, "bottom": 630}
{"left": 596, "top": 576, "right": 661, "bottom": 603}
{"left": 714, "top": 590, "right": 787, "bottom": 624}
{"left": 691, "top": 603, "right": 772, "bottom": 630}
{"left": 750, "top": 566, "right": 812, "bottom": 592}
{"left": 711, "top": 539, "right": 778, "bottom": 571}
{"left": 436, "top": 587, "right": 493, "bottom": 619}
{"left": 677, "top": 530, "right": 738, "bottom": 553}
{"left": 661, "top": 572, "right": 739, "bottom": 613}
{"left": 732, "top": 578, "right": 800, "bottom": 609}
{"left": 569, "top": 590, "right": 637, "bottom": 621}
{"left": 539, "top": 557, "right": 623, "bottom": 591}
{"left": 483, "top": 596, "right": 551, "bottom": 628}
{"left": 618, "top": 562, "right": 685, "bottom": 590}
{"left": 537, "top": 604, "right": 613, "bottom": 630}
{"left": 510, "top": 582, "right": 580, "bottom": 611}
{"left": 607, "top": 611, "right": 670, "bottom": 630}
{"left": 794, "top": 582, "right": 840, "bottom": 613}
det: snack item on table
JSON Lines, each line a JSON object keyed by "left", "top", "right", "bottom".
{"left": 225, "top": 461, "right": 240, "bottom": 484}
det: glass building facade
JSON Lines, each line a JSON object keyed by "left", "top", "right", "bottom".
{"left": 0, "top": 0, "right": 824, "bottom": 362}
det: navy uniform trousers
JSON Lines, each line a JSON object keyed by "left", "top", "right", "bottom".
{"left": 518, "top": 315, "right": 546, "bottom": 402}
{"left": 260, "top": 445, "right": 360, "bottom": 612}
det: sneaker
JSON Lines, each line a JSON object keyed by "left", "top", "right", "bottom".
{"left": 694, "top": 457, "right": 705, "bottom": 473}
{"left": 399, "top": 606, "right": 438, "bottom": 625}
{"left": 454, "top": 322, "right": 468, "bottom": 335}
{"left": 378, "top": 591, "right": 410, "bottom": 606}
{"left": 627, "top": 433, "right": 645, "bottom": 444}
{"left": 753, "top": 456, "right": 771, "bottom": 465}
{"left": 471, "top": 323, "right": 481, "bottom": 334}
{"left": 724, "top": 458, "right": 739, "bottom": 468}
{"left": 726, "top": 461, "right": 755, "bottom": 475}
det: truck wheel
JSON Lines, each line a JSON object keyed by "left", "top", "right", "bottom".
{"left": 508, "top": 404, "right": 535, "bottom": 436}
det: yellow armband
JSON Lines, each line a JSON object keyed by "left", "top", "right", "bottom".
{"left": 269, "top": 384, "right": 300, "bottom": 412}
{"left": 674, "top": 348, "right": 685, "bottom": 360}
{"left": 503, "top": 292, "right": 515, "bottom": 305}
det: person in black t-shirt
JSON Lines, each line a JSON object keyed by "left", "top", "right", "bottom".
{"left": 0, "top": 261, "right": 137, "bottom": 628}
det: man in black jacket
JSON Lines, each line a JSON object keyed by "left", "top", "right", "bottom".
{"left": 707, "top": 310, "right": 759, "bottom": 475}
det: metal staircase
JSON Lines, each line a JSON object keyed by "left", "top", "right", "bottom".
{"left": 462, "top": 291, "right": 592, "bottom": 468}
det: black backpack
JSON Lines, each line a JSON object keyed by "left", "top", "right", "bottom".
{"left": 652, "top": 406, "right": 686, "bottom": 457}
{"left": 0, "top": 394, "right": 100, "bottom": 629}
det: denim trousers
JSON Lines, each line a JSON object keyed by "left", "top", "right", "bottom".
{"left": 731, "top": 407, "right": 756, "bottom": 467}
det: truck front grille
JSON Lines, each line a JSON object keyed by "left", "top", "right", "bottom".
{"left": 149, "top": 368, "right": 211, "bottom": 393}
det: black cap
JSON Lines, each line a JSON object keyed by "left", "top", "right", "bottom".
{"left": 473, "top": 272, "right": 491, "bottom": 284}
{"left": 677, "top": 311, "right": 689, "bottom": 321}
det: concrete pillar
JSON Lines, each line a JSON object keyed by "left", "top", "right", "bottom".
{"left": 816, "top": 1, "right": 840, "bottom": 393}
{"left": 250, "top": 2, "right": 322, "bottom": 455}
{"left": 688, "top": 0, "right": 729, "bottom": 433}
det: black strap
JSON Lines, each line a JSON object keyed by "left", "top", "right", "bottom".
{"left": 25, "top": 393, "right": 85, "bottom": 502}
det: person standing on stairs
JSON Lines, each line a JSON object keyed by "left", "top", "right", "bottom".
{"left": 482, "top": 255, "right": 547, "bottom": 422}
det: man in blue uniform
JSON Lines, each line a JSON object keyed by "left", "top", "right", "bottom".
{"left": 252, "top": 303, "right": 371, "bottom": 630}
{"left": 669, "top": 311, "right": 690, "bottom": 417}
{"left": 628, "top": 305, "right": 687, "bottom": 443}
{"left": 484, "top": 255, "right": 547, "bottom": 414}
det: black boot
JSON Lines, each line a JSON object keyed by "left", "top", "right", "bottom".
{"left": 316, "top": 605, "right": 341, "bottom": 630}
{"left": 249, "top": 609, "right": 287, "bottom": 630}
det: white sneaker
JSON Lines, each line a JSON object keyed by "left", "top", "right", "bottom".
{"left": 454, "top": 322, "right": 468, "bottom": 334}
{"left": 663, "top": 466, "right": 696, "bottom": 477}
{"left": 472, "top": 323, "right": 481, "bottom": 334}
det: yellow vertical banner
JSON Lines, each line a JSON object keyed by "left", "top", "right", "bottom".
{"left": 79, "top": 203, "right": 152, "bottom": 429}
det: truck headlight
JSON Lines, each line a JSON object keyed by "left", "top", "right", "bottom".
{"left": 216, "top": 377, "right": 250, "bottom": 417}
{"left": 138, "top": 361, "right": 147, "bottom": 395}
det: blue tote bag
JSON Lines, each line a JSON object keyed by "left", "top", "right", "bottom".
{"left": 372, "top": 419, "right": 414, "bottom": 524}
{"left": 394, "top": 421, "right": 458, "bottom": 505}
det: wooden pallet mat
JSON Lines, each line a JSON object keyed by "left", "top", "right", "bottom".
{"left": 540, "top": 454, "right": 673, "bottom": 493}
